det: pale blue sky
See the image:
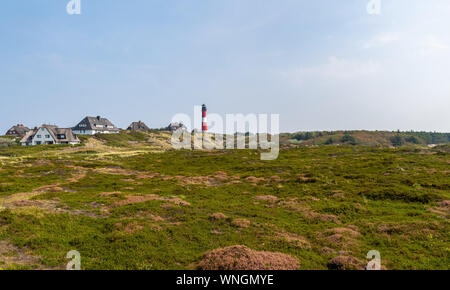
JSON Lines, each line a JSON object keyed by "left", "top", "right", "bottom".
{"left": 1, "top": 0, "right": 449, "bottom": 133}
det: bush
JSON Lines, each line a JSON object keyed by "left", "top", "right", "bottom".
{"left": 390, "top": 135, "right": 404, "bottom": 147}
{"left": 341, "top": 134, "right": 357, "bottom": 145}
{"left": 0, "top": 137, "right": 15, "bottom": 148}
{"left": 293, "top": 132, "right": 314, "bottom": 141}
{"left": 324, "top": 137, "right": 334, "bottom": 145}
{"left": 405, "top": 136, "right": 420, "bottom": 144}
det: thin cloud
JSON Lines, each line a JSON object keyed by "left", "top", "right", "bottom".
{"left": 363, "top": 32, "right": 400, "bottom": 49}
{"left": 281, "top": 57, "right": 381, "bottom": 85}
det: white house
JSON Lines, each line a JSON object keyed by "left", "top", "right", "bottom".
{"left": 72, "top": 116, "right": 120, "bottom": 135}
{"left": 20, "top": 125, "right": 80, "bottom": 146}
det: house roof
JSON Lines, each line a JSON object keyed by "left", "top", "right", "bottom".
{"left": 6, "top": 124, "right": 31, "bottom": 136}
{"left": 73, "top": 116, "right": 119, "bottom": 132}
{"left": 20, "top": 125, "right": 80, "bottom": 144}
{"left": 167, "top": 122, "right": 187, "bottom": 131}
{"left": 53, "top": 127, "right": 80, "bottom": 143}
{"left": 20, "top": 129, "right": 37, "bottom": 143}
{"left": 127, "top": 121, "right": 150, "bottom": 131}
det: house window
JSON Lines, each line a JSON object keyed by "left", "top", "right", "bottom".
{"left": 36, "top": 141, "right": 41, "bottom": 145}
{"left": 45, "top": 135, "right": 50, "bottom": 138}
{"left": 37, "top": 135, "right": 41, "bottom": 138}
{"left": 57, "top": 134, "right": 66, "bottom": 139}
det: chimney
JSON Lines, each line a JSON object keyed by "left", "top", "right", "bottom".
{"left": 97, "top": 116, "right": 101, "bottom": 120}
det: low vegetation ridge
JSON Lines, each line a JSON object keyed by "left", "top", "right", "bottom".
{"left": 282, "top": 130, "right": 450, "bottom": 147}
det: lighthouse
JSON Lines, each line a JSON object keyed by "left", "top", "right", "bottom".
{"left": 202, "top": 104, "right": 207, "bottom": 133}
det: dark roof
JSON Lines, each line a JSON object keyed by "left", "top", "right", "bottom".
{"left": 73, "top": 116, "right": 119, "bottom": 132}
{"left": 127, "top": 121, "right": 150, "bottom": 131}
{"left": 5, "top": 124, "right": 30, "bottom": 137}
{"left": 167, "top": 122, "right": 187, "bottom": 132}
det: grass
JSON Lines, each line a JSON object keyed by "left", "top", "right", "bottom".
{"left": 0, "top": 132, "right": 448, "bottom": 270}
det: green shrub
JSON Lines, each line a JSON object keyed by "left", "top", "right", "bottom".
{"left": 390, "top": 135, "right": 404, "bottom": 147}
{"left": 0, "top": 137, "right": 16, "bottom": 148}
{"left": 341, "top": 134, "right": 357, "bottom": 145}
{"left": 405, "top": 136, "right": 420, "bottom": 144}
{"left": 324, "top": 137, "right": 334, "bottom": 145}
{"left": 293, "top": 132, "right": 314, "bottom": 141}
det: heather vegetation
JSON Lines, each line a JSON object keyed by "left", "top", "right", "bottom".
{"left": 283, "top": 131, "right": 450, "bottom": 147}
{"left": 0, "top": 131, "right": 448, "bottom": 270}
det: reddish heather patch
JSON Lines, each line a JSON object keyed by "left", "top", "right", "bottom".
{"left": 114, "top": 194, "right": 190, "bottom": 207}
{"left": 270, "top": 175, "right": 282, "bottom": 182}
{"left": 209, "top": 213, "right": 228, "bottom": 220}
{"left": 197, "top": 245, "right": 300, "bottom": 270}
{"left": 33, "top": 185, "right": 64, "bottom": 193}
{"left": 244, "top": 176, "right": 265, "bottom": 184}
{"left": 100, "top": 191, "right": 122, "bottom": 197}
{"left": 255, "top": 195, "right": 279, "bottom": 202}
{"left": 276, "top": 231, "right": 311, "bottom": 249}
{"left": 232, "top": 218, "right": 251, "bottom": 228}
{"left": 327, "top": 256, "right": 365, "bottom": 270}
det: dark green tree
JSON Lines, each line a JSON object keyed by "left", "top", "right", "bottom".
{"left": 405, "top": 136, "right": 419, "bottom": 144}
{"left": 390, "top": 135, "right": 404, "bottom": 147}
{"left": 341, "top": 134, "right": 357, "bottom": 145}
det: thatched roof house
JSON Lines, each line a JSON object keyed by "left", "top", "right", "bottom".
{"left": 5, "top": 124, "right": 30, "bottom": 137}
{"left": 167, "top": 122, "right": 187, "bottom": 132}
{"left": 20, "top": 125, "right": 80, "bottom": 146}
{"left": 127, "top": 121, "right": 150, "bottom": 132}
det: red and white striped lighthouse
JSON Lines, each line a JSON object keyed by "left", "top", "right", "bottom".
{"left": 201, "top": 104, "right": 207, "bottom": 132}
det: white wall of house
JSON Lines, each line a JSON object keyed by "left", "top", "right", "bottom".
{"left": 73, "top": 129, "right": 119, "bottom": 135}
{"left": 31, "top": 128, "right": 56, "bottom": 145}
{"left": 73, "top": 130, "right": 95, "bottom": 135}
